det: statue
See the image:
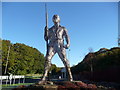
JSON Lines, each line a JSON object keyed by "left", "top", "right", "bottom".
{"left": 39, "top": 15, "right": 73, "bottom": 84}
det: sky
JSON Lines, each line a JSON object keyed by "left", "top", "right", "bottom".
{"left": 2, "top": 2, "right": 118, "bottom": 67}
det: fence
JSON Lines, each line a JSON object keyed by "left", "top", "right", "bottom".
{"left": 0, "top": 75, "right": 25, "bottom": 85}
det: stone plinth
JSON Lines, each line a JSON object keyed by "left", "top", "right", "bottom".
{"left": 13, "top": 81, "right": 97, "bottom": 90}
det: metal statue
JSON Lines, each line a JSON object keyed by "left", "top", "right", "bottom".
{"left": 39, "top": 5, "right": 73, "bottom": 84}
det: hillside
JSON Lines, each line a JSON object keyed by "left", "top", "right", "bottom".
{"left": 2, "top": 40, "right": 45, "bottom": 75}
{"left": 71, "top": 47, "right": 120, "bottom": 82}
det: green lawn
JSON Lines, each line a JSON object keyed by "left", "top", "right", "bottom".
{"left": 1, "top": 83, "right": 34, "bottom": 90}
{"left": 1, "top": 74, "right": 42, "bottom": 90}
{"left": 25, "top": 74, "right": 42, "bottom": 79}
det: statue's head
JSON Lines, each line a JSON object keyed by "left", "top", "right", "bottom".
{"left": 52, "top": 15, "right": 60, "bottom": 23}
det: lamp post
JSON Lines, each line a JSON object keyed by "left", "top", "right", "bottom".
{"left": 118, "top": 35, "right": 120, "bottom": 47}
{"left": 4, "top": 45, "right": 11, "bottom": 75}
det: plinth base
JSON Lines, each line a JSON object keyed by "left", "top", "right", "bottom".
{"left": 13, "top": 81, "right": 98, "bottom": 90}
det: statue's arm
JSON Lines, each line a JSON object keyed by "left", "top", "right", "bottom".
{"left": 64, "top": 27, "right": 70, "bottom": 49}
{"left": 44, "top": 26, "right": 49, "bottom": 41}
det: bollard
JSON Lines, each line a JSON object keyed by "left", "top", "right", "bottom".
{"left": 23, "top": 76, "right": 25, "bottom": 83}
{"left": 9, "top": 74, "right": 13, "bottom": 85}
{"left": 0, "top": 76, "right": 2, "bottom": 85}
{"left": 13, "top": 76, "right": 15, "bottom": 84}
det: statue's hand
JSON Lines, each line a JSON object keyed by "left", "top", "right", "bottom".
{"left": 45, "top": 26, "right": 48, "bottom": 31}
{"left": 64, "top": 44, "right": 69, "bottom": 49}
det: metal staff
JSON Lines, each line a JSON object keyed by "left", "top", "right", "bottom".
{"left": 45, "top": 3, "right": 49, "bottom": 55}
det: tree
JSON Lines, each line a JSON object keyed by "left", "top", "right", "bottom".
{"left": 2, "top": 40, "right": 45, "bottom": 75}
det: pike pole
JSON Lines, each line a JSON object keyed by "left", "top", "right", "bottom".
{"left": 45, "top": 3, "right": 49, "bottom": 55}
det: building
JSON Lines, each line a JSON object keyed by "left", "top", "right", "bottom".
{"left": 61, "top": 67, "right": 66, "bottom": 79}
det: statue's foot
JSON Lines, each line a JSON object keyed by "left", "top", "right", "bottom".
{"left": 38, "top": 80, "right": 54, "bottom": 85}
{"left": 69, "top": 78, "right": 73, "bottom": 82}
{"left": 38, "top": 80, "right": 46, "bottom": 85}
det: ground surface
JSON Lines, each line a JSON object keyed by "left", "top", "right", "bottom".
{"left": 12, "top": 81, "right": 119, "bottom": 90}
{"left": 2, "top": 78, "right": 120, "bottom": 90}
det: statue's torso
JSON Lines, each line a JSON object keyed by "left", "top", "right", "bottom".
{"left": 48, "top": 26, "right": 65, "bottom": 48}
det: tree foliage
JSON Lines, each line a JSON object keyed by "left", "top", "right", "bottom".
{"left": 2, "top": 40, "right": 45, "bottom": 75}
{"left": 50, "top": 64, "right": 61, "bottom": 75}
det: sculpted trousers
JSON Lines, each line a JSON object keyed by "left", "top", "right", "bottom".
{"left": 42, "top": 46, "right": 73, "bottom": 81}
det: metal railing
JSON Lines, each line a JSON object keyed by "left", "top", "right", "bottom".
{"left": 0, "top": 75, "right": 25, "bottom": 85}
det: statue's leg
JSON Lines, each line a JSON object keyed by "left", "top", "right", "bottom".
{"left": 58, "top": 48, "right": 73, "bottom": 81}
{"left": 39, "top": 47, "right": 55, "bottom": 84}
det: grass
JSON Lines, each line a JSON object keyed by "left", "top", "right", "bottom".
{"left": 26, "top": 74, "right": 42, "bottom": 77}
{"left": 2, "top": 83, "right": 34, "bottom": 87}
{"left": 1, "top": 74, "right": 42, "bottom": 89}
{"left": 1, "top": 83, "right": 34, "bottom": 90}
{"left": 25, "top": 74, "right": 43, "bottom": 79}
